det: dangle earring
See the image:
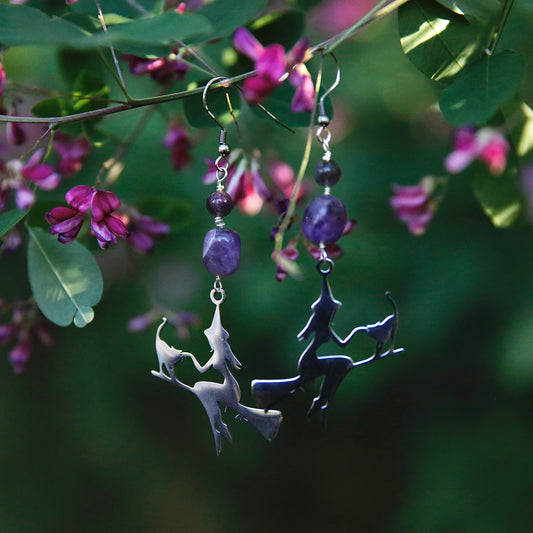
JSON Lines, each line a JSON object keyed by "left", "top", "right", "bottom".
{"left": 252, "top": 55, "right": 404, "bottom": 425}
{"left": 151, "top": 77, "right": 282, "bottom": 454}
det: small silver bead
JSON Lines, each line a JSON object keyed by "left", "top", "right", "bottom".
{"left": 218, "top": 143, "right": 231, "bottom": 157}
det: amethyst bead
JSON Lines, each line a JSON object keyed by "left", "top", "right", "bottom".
{"left": 206, "top": 190, "right": 233, "bottom": 217}
{"left": 202, "top": 228, "right": 241, "bottom": 276}
{"left": 314, "top": 160, "right": 341, "bottom": 187}
{"left": 302, "top": 194, "right": 347, "bottom": 244}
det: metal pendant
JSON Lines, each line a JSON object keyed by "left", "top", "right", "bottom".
{"left": 252, "top": 258, "right": 404, "bottom": 424}
{"left": 152, "top": 288, "right": 282, "bottom": 454}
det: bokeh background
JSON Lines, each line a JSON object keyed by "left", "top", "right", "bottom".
{"left": 2, "top": 1, "right": 533, "bottom": 532}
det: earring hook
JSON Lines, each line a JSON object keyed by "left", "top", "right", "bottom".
{"left": 317, "top": 53, "right": 341, "bottom": 118}
{"left": 203, "top": 76, "right": 227, "bottom": 132}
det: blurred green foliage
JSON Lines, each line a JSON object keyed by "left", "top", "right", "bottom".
{"left": 1, "top": 1, "right": 533, "bottom": 532}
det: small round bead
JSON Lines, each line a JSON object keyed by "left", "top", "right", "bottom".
{"left": 218, "top": 143, "right": 231, "bottom": 157}
{"left": 317, "top": 115, "right": 330, "bottom": 126}
{"left": 314, "top": 160, "right": 341, "bottom": 187}
{"left": 203, "top": 228, "right": 241, "bottom": 276}
{"left": 302, "top": 194, "right": 347, "bottom": 244}
{"left": 206, "top": 190, "right": 234, "bottom": 217}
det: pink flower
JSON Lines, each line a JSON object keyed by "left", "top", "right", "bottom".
{"left": 390, "top": 177, "right": 440, "bottom": 235}
{"left": 163, "top": 123, "right": 191, "bottom": 170}
{"left": 46, "top": 206, "right": 85, "bottom": 244}
{"left": 203, "top": 150, "right": 271, "bottom": 215}
{"left": 46, "top": 186, "right": 128, "bottom": 248}
{"left": 445, "top": 127, "right": 509, "bottom": 176}
{"left": 90, "top": 190, "right": 129, "bottom": 249}
{"left": 117, "top": 209, "right": 170, "bottom": 254}
{"left": 122, "top": 53, "right": 190, "bottom": 84}
{"left": 0, "top": 59, "right": 5, "bottom": 98}
{"left": 233, "top": 28, "right": 314, "bottom": 111}
{"left": 6, "top": 104, "right": 27, "bottom": 146}
{"left": 53, "top": 132, "right": 91, "bottom": 176}
{"left": 272, "top": 239, "right": 299, "bottom": 282}
{"left": 20, "top": 149, "right": 60, "bottom": 190}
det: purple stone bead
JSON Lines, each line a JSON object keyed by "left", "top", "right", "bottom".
{"left": 202, "top": 228, "right": 241, "bottom": 276}
{"left": 302, "top": 194, "right": 347, "bottom": 244}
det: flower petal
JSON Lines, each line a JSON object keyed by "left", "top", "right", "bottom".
{"left": 233, "top": 28, "right": 264, "bottom": 61}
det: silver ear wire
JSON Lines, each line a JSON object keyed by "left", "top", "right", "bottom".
{"left": 203, "top": 76, "right": 229, "bottom": 148}
{"left": 317, "top": 53, "right": 341, "bottom": 121}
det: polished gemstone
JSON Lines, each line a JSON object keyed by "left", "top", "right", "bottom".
{"left": 302, "top": 194, "right": 347, "bottom": 244}
{"left": 314, "top": 160, "right": 341, "bottom": 187}
{"left": 202, "top": 228, "right": 241, "bottom": 276}
{"left": 206, "top": 190, "right": 234, "bottom": 217}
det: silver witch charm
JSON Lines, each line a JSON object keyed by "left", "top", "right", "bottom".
{"left": 153, "top": 287, "right": 282, "bottom": 454}
{"left": 252, "top": 259, "right": 404, "bottom": 423}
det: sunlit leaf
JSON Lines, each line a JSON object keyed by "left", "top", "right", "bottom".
{"left": 435, "top": 0, "right": 500, "bottom": 21}
{"left": 470, "top": 167, "right": 523, "bottom": 228}
{"left": 502, "top": 99, "right": 533, "bottom": 161}
{"left": 0, "top": 210, "right": 28, "bottom": 238}
{"left": 398, "top": 0, "right": 486, "bottom": 82}
{"left": 439, "top": 51, "right": 525, "bottom": 126}
{"left": 27, "top": 227, "right": 103, "bottom": 328}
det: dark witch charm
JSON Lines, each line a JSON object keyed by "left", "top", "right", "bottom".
{"left": 153, "top": 289, "right": 282, "bottom": 455}
{"left": 252, "top": 260, "right": 404, "bottom": 423}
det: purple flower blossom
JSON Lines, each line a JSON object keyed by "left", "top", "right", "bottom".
{"left": 117, "top": 209, "right": 170, "bottom": 254}
{"left": 46, "top": 186, "right": 128, "bottom": 248}
{"left": 53, "top": 132, "right": 91, "bottom": 176}
{"left": 163, "top": 123, "right": 191, "bottom": 170}
{"left": 6, "top": 105, "right": 27, "bottom": 146}
{"left": 0, "top": 59, "right": 5, "bottom": 97}
{"left": 46, "top": 206, "right": 85, "bottom": 244}
{"left": 0, "top": 150, "right": 61, "bottom": 212}
{"left": 0, "top": 300, "right": 54, "bottom": 373}
{"left": 233, "top": 28, "right": 314, "bottom": 111}
{"left": 122, "top": 53, "right": 190, "bottom": 84}
{"left": 273, "top": 239, "right": 299, "bottom": 282}
{"left": 128, "top": 308, "right": 199, "bottom": 339}
{"left": 20, "top": 149, "right": 60, "bottom": 190}
{"left": 445, "top": 127, "right": 509, "bottom": 176}
{"left": 389, "top": 177, "right": 441, "bottom": 235}
{"left": 90, "top": 190, "right": 129, "bottom": 249}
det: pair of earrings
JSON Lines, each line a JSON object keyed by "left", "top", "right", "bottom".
{"left": 151, "top": 62, "right": 404, "bottom": 454}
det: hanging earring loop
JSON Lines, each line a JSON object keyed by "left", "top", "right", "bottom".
{"left": 203, "top": 77, "right": 232, "bottom": 189}
{"left": 316, "top": 53, "right": 341, "bottom": 161}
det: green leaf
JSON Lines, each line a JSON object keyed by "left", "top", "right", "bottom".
{"left": 251, "top": 83, "right": 312, "bottom": 128}
{"left": 434, "top": 0, "right": 500, "bottom": 21}
{"left": 250, "top": 9, "right": 306, "bottom": 49}
{"left": 194, "top": 0, "right": 268, "bottom": 41}
{"left": 27, "top": 227, "right": 103, "bottom": 328}
{"left": 72, "top": 70, "right": 110, "bottom": 113}
{"left": 183, "top": 83, "right": 241, "bottom": 128}
{"left": 439, "top": 51, "right": 525, "bottom": 126}
{"left": 398, "top": 0, "right": 486, "bottom": 82}
{"left": 502, "top": 99, "right": 533, "bottom": 161}
{"left": 0, "top": 4, "right": 86, "bottom": 47}
{"left": 136, "top": 196, "right": 193, "bottom": 234}
{"left": 470, "top": 167, "right": 523, "bottom": 228}
{"left": 31, "top": 97, "right": 73, "bottom": 118}
{"left": 72, "top": 12, "right": 213, "bottom": 49}
{"left": 0, "top": 209, "right": 28, "bottom": 238}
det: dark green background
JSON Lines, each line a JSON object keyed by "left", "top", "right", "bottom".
{"left": 2, "top": 2, "right": 533, "bottom": 532}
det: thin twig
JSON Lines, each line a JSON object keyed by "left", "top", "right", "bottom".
{"left": 484, "top": 0, "right": 515, "bottom": 56}
{"left": 95, "top": 0, "right": 130, "bottom": 100}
